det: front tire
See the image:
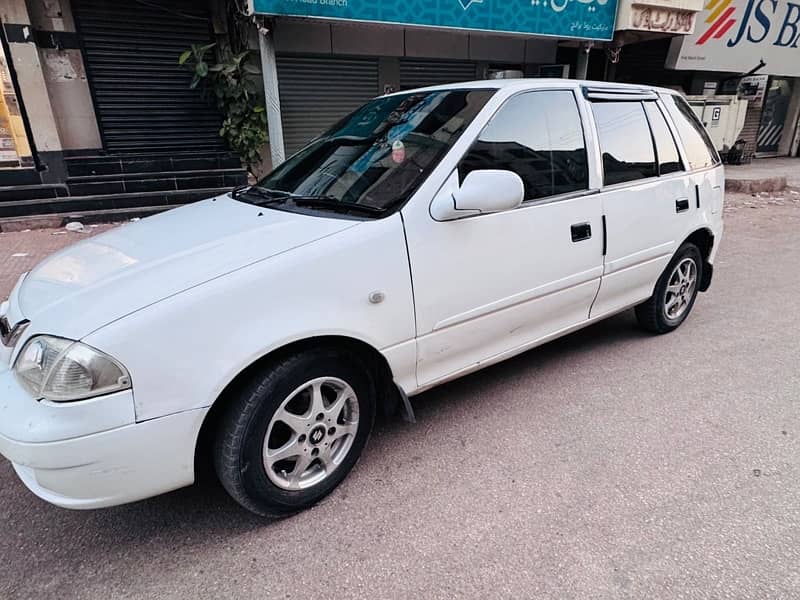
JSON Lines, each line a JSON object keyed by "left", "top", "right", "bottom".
{"left": 635, "top": 242, "right": 703, "bottom": 334}
{"left": 214, "top": 348, "right": 375, "bottom": 517}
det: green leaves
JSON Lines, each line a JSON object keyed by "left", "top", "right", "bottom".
{"left": 178, "top": 44, "right": 268, "bottom": 172}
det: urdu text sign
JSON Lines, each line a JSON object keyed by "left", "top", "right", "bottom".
{"left": 252, "top": 0, "right": 618, "bottom": 42}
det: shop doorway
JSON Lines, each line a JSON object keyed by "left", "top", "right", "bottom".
{"left": 756, "top": 78, "right": 794, "bottom": 155}
{"left": 71, "top": 0, "right": 224, "bottom": 153}
{"left": 0, "top": 26, "right": 34, "bottom": 170}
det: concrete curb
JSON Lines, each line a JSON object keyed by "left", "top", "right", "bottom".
{"left": 725, "top": 176, "right": 787, "bottom": 194}
{"left": 0, "top": 206, "right": 169, "bottom": 232}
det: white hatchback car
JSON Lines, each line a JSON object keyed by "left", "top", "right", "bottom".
{"left": 0, "top": 80, "right": 723, "bottom": 516}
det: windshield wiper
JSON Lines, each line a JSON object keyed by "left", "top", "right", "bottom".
{"left": 236, "top": 185, "right": 293, "bottom": 205}
{"left": 290, "top": 195, "right": 385, "bottom": 216}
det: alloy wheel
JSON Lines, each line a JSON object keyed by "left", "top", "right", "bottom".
{"left": 263, "top": 377, "right": 359, "bottom": 491}
{"left": 663, "top": 257, "right": 697, "bottom": 320}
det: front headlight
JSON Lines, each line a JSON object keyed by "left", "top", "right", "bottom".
{"left": 14, "top": 335, "right": 131, "bottom": 402}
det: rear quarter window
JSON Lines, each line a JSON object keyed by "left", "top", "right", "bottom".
{"left": 661, "top": 93, "right": 720, "bottom": 171}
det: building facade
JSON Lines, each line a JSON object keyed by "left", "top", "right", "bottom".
{"left": 607, "top": 0, "right": 800, "bottom": 160}
{"left": 0, "top": 0, "right": 247, "bottom": 221}
{"left": 2, "top": 0, "right": 711, "bottom": 220}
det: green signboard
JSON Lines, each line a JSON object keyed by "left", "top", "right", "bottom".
{"left": 252, "top": 0, "right": 618, "bottom": 42}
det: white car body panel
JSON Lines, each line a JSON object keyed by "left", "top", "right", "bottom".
{"left": 83, "top": 212, "right": 415, "bottom": 421}
{"left": 0, "top": 79, "right": 724, "bottom": 509}
{"left": 404, "top": 170, "right": 604, "bottom": 386}
{"left": 13, "top": 197, "right": 357, "bottom": 347}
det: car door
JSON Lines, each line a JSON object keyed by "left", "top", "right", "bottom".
{"left": 587, "top": 96, "right": 694, "bottom": 318}
{"left": 402, "top": 89, "right": 605, "bottom": 387}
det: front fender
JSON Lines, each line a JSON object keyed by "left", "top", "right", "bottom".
{"left": 84, "top": 213, "right": 415, "bottom": 422}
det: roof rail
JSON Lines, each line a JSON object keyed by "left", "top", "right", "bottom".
{"left": 581, "top": 85, "right": 659, "bottom": 102}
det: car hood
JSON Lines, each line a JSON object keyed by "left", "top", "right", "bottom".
{"left": 17, "top": 196, "right": 358, "bottom": 339}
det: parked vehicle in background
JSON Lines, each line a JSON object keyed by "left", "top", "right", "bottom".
{"left": 0, "top": 80, "right": 723, "bottom": 516}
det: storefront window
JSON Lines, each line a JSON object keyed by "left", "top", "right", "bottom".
{"left": 756, "top": 78, "right": 794, "bottom": 155}
{"left": 0, "top": 41, "right": 33, "bottom": 169}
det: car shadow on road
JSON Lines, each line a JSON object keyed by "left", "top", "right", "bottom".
{"left": 1, "top": 309, "right": 647, "bottom": 568}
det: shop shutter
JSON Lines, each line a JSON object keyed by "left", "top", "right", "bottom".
{"left": 71, "top": 0, "right": 224, "bottom": 152}
{"left": 739, "top": 102, "right": 763, "bottom": 161}
{"left": 276, "top": 56, "right": 379, "bottom": 156}
{"left": 399, "top": 59, "right": 478, "bottom": 90}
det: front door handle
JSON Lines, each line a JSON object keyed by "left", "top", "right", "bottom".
{"left": 571, "top": 222, "right": 592, "bottom": 242}
{"left": 676, "top": 198, "right": 690, "bottom": 213}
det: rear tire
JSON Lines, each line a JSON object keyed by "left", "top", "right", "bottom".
{"left": 214, "top": 348, "right": 375, "bottom": 517}
{"left": 635, "top": 242, "right": 703, "bottom": 334}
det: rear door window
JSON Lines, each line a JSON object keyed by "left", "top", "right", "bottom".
{"left": 591, "top": 101, "right": 657, "bottom": 186}
{"left": 458, "top": 90, "right": 588, "bottom": 202}
{"left": 660, "top": 93, "right": 720, "bottom": 170}
{"left": 643, "top": 102, "right": 683, "bottom": 175}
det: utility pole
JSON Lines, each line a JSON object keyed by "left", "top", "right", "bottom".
{"left": 575, "top": 41, "right": 593, "bottom": 80}
{"left": 256, "top": 20, "right": 286, "bottom": 167}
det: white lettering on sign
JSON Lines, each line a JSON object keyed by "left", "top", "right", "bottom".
{"left": 632, "top": 5, "right": 695, "bottom": 32}
{"left": 667, "top": 0, "right": 800, "bottom": 77}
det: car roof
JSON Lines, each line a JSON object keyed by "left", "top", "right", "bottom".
{"left": 388, "top": 78, "right": 679, "bottom": 97}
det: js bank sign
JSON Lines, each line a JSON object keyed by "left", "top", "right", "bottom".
{"left": 667, "top": 0, "right": 800, "bottom": 76}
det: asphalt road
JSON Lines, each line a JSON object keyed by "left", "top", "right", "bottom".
{"left": 2, "top": 197, "right": 799, "bottom": 599}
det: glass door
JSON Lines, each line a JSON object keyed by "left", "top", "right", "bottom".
{"left": 0, "top": 35, "right": 33, "bottom": 169}
{"left": 756, "top": 77, "right": 794, "bottom": 155}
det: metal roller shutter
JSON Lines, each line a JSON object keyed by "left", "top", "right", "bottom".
{"left": 399, "top": 59, "right": 478, "bottom": 90}
{"left": 71, "top": 0, "right": 224, "bottom": 152}
{"left": 277, "top": 56, "right": 379, "bottom": 156}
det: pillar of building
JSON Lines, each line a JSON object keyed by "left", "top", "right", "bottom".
{"left": 25, "top": 0, "right": 102, "bottom": 153}
{"left": 1, "top": 0, "right": 64, "bottom": 182}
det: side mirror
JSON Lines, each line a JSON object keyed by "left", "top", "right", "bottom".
{"left": 431, "top": 169, "right": 524, "bottom": 221}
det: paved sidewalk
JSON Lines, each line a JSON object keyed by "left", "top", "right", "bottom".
{"left": 726, "top": 157, "right": 800, "bottom": 192}
{"left": 0, "top": 224, "right": 116, "bottom": 298}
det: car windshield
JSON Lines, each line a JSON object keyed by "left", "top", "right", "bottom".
{"left": 242, "top": 89, "right": 496, "bottom": 217}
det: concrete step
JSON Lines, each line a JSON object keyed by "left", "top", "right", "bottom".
{"left": 65, "top": 151, "right": 243, "bottom": 178}
{"left": 0, "top": 183, "right": 69, "bottom": 202}
{"left": 65, "top": 170, "right": 247, "bottom": 196}
{"left": 0, "top": 187, "right": 230, "bottom": 219}
{"left": 0, "top": 205, "right": 172, "bottom": 232}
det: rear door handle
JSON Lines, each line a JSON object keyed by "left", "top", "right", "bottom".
{"left": 676, "top": 198, "right": 690, "bottom": 213}
{"left": 571, "top": 222, "right": 592, "bottom": 242}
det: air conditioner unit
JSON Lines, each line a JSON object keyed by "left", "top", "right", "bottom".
{"left": 685, "top": 95, "right": 749, "bottom": 156}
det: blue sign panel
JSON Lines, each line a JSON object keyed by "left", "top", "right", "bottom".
{"left": 253, "top": 0, "right": 618, "bottom": 42}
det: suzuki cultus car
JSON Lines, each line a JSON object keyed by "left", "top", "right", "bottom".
{"left": 0, "top": 80, "right": 723, "bottom": 516}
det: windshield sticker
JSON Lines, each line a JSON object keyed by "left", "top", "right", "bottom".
{"left": 391, "top": 140, "right": 406, "bottom": 163}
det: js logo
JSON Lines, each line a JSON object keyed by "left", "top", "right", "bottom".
{"left": 697, "top": 0, "right": 800, "bottom": 48}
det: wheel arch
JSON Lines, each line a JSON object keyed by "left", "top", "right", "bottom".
{"left": 193, "top": 335, "right": 399, "bottom": 480}
{"left": 682, "top": 227, "right": 714, "bottom": 292}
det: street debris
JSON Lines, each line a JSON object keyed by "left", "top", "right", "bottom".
{"left": 11, "top": 253, "right": 29, "bottom": 258}
{"left": 65, "top": 221, "right": 87, "bottom": 233}
{"left": 726, "top": 188, "right": 800, "bottom": 214}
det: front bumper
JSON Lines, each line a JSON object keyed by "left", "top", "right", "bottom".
{"left": 0, "top": 365, "right": 208, "bottom": 509}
